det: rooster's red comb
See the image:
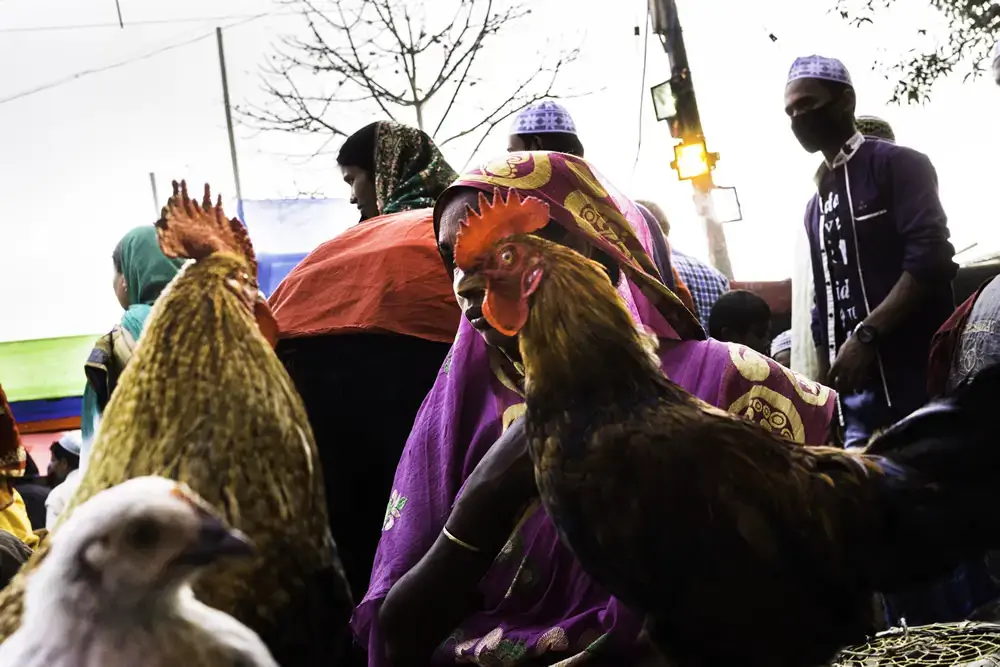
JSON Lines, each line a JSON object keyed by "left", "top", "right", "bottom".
{"left": 454, "top": 188, "right": 550, "bottom": 270}
{"left": 156, "top": 180, "right": 258, "bottom": 279}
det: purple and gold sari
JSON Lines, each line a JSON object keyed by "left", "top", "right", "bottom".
{"left": 353, "top": 152, "right": 837, "bottom": 666}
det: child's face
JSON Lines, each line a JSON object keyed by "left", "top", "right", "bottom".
{"left": 740, "top": 320, "right": 772, "bottom": 357}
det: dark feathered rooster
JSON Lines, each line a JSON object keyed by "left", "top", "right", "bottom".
{"left": 453, "top": 189, "right": 1000, "bottom": 667}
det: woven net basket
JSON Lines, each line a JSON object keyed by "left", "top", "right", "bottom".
{"left": 832, "top": 622, "right": 1000, "bottom": 667}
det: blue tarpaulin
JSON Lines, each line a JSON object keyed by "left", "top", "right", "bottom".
{"left": 9, "top": 397, "right": 82, "bottom": 424}
{"left": 241, "top": 197, "right": 356, "bottom": 296}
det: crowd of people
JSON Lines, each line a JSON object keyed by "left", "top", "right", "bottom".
{"left": 0, "top": 50, "right": 998, "bottom": 666}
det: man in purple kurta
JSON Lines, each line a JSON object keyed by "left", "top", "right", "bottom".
{"left": 785, "top": 55, "right": 957, "bottom": 449}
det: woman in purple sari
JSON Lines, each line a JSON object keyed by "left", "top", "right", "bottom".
{"left": 353, "top": 152, "right": 837, "bottom": 666}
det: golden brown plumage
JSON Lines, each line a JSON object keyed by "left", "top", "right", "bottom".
{"left": 0, "top": 182, "right": 351, "bottom": 664}
{"left": 453, "top": 194, "right": 1000, "bottom": 667}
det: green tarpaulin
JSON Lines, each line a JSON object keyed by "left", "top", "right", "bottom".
{"left": 0, "top": 335, "right": 99, "bottom": 402}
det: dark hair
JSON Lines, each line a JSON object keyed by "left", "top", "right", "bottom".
{"left": 50, "top": 442, "right": 80, "bottom": 470}
{"left": 112, "top": 240, "right": 124, "bottom": 274}
{"left": 517, "top": 132, "right": 585, "bottom": 158}
{"left": 708, "top": 290, "right": 771, "bottom": 339}
{"left": 22, "top": 452, "right": 39, "bottom": 479}
{"left": 337, "top": 122, "right": 379, "bottom": 173}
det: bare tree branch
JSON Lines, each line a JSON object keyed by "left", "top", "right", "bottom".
{"left": 242, "top": 0, "right": 584, "bottom": 165}
{"left": 833, "top": 0, "right": 1000, "bottom": 103}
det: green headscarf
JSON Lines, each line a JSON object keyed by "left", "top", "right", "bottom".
{"left": 81, "top": 226, "right": 185, "bottom": 454}
{"left": 372, "top": 121, "right": 458, "bottom": 215}
{"left": 115, "top": 226, "right": 186, "bottom": 308}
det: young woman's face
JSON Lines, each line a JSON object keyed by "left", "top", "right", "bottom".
{"left": 340, "top": 164, "right": 379, "bottom": 221}
{"left": 113, "top": 267, "right": 129, "bottom": 310}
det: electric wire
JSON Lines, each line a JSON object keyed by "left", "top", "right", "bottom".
{"left": 0, "top": 12, "right": 273, "bottom": 107}
{"left": 632, "top": 11, "right": 651, "bottom": 176}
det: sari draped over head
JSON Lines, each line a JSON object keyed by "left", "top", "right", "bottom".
{"left": 269, "top": 209, "right": 461, "bottom": 343}
{"left": 81, "top": 226, "right": 185, "bottom": 460}
{"left": 0, "top": 384, "right": 34, "bottom": 546}
{"left": 271, "top": 122, "right": 460, "bottom": 342}
{"left": 353, "top": 152, "right": 837, "bottom": 667}
{"left": 0, "top": 385, "right": 25, "bottom": 481}
{"left": 372, "top": 121, "right": 458, "bottom": 216}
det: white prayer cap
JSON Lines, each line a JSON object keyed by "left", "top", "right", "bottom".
{"left": 787, "top": 55, "right": 853, "bottom": 87}
{"left": 57, "top": 430, "right": 82, "bottom": 456}
{"left": 770, "top": 330, "right": 792, "bottom": 357}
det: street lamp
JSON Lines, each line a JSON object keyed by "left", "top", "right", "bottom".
{"left": 670, "top": 139, "right": 719, "bottom": 181}
{"left": 650, "top": 80, "right": 676, "bottom": 122}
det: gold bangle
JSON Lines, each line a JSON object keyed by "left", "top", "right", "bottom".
{"left": 442, "top": 526, "right": 481, "bottom": 553}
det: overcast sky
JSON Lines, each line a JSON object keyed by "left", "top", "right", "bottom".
{"left": 1, "top": 0, "right": 997, "bottom": 341}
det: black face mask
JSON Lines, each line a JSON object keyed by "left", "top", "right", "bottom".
{"left": 790, "top": 103, "right": 851, "bottom": 154}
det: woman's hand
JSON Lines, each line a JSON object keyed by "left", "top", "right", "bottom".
{"left": 446, "top": 415, "right": 537, "bottom": 557}
{"left": 380, "top": 415, "right": 537, "bottom": 666}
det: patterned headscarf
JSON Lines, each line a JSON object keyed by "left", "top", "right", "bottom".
{"left": 372, "top": 122, "right": 457, "bottom": 216}
{"left": 433, "top": 151, "right": 705, "bottom": 340}
{"left": 787, "top": 55, "right": 853, "bottom": 87}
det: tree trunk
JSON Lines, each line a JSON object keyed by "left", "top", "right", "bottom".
{"left": 414, "top": 102, "right": 424, "bottom": 133}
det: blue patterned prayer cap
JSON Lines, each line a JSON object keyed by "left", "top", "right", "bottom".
{"left": 510, "top": 100, "right": 578, "bottom": 136}
{"left": 787, "top": 55, "right": 853, "bottom": 88}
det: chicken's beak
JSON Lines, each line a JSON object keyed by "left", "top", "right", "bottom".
{"left": 175, "top": 514, "right": 254, "bottom": 566}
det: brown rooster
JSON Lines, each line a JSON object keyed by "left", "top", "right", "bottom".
{"left": 0, "top": 182, "right": 351, "bottom": 665}
{"left": 453, "top": 189, "right": 1000, "bottom": 667}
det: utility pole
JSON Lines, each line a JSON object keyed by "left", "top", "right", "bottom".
{"left": 216, "top": 27, "right": 244, "bottom": 209}
{"left": 149, "top": 172, "right": 160, "bottom": 218}
{"left": 649, "top": 0, "right": 733, "bottom": 279}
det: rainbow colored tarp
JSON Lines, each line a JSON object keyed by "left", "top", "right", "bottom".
{"left": 0, "top": 335, "right": 98, "bottom": 430}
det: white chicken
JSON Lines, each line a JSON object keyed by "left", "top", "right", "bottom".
{"left": 0, "top": 476, "right": 278, "bottom": 667}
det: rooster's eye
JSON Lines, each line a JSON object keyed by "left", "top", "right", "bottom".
{"left": 499, "top": 248, "right": 515, "bottom": 265}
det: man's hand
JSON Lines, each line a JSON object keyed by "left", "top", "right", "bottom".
{"left": 828, "top": 335, "right": 876, "bottom": 394}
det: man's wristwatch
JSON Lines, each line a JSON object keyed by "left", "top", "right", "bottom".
{"left": 853, "top": 322, "right": 879, "bottom": 345}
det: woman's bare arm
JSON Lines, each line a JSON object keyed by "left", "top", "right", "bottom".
{"left": 379, "top": 418, "right": 536, "bottom": 666}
